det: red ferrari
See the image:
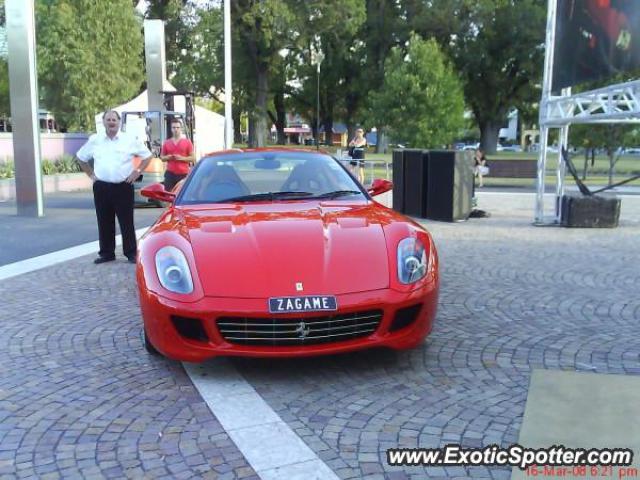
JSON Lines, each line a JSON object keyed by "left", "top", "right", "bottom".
{"left": 136, "top": 149, "right": 439, "bottom": 362}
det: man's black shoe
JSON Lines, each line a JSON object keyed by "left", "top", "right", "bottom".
{"left": 126, "top": 256, "right": 137, "bottom": 264}
{"left": 94, "top": 256, "right": 116, "bottom": 264}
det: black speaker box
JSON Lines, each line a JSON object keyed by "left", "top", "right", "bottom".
{"left": 560, "top": 194, "right": 621, "bottom": 228}
{"left": 392, "top": 150, "right": 405, "bottom": 213}
{"left": 425, "top": 150, "right": 473, "bottom": 222}
{"left": 403, "top": 149, "right": 429, "bottom": 217}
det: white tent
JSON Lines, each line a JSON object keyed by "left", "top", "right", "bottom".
{"left": 94, "top": 88, "right": 225, "bottom": 159}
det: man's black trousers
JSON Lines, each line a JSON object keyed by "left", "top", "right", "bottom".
{"left": 92, "top": 180, "right": 136, "bottom": 259}
{"left": 163, "top": 170, "right": 187, "bottom": 192}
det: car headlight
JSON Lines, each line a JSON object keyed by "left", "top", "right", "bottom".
{"left": 397, "top": 237, "right": 427, "bottom": 284}
{"left": 155, "top": 246, "right": 194, "bottom": 294}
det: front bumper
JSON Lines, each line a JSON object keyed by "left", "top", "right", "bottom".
{"left": 138, "top": 285, "right": 439, "bottom": 362}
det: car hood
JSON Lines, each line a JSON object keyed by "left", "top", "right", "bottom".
{"left": 179, "top": 202, "right": 390, "bottom": 298}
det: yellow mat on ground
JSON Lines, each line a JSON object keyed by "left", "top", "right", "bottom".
{"left": 511, "top": 369, "right": 640, "bottom": 480}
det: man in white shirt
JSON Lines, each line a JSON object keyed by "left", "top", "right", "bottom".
{"left": 75, "top": 110, "right": 153, "bottom": 264}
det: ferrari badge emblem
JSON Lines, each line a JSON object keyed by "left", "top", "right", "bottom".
{"left": 295, "top": 321, "right": 311, "bottom": 339}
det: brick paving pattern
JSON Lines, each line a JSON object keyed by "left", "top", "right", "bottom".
{"left": 1, "top": 193, "right": 639, "bottom": 479}
{"left": 232, "top": 196, "right": 640, "bottom": 479}
{"left": 0, "top": 258, "right": 258, "bottom": 480}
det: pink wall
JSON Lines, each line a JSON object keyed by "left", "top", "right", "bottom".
{"left": 0, "top": 133, "right": 89, "bottom": 163}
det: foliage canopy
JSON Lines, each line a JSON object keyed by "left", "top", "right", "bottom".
{"left": 369, "top": 35, "right": 465, "bottom": 148}
{"left": 35, "top": 0, "right": 144, "bottom": 131}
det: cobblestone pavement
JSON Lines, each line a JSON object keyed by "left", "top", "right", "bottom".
{"left": 1, "top": 193, "right": 639, "bottom": 480}
{"left": 230, "top": 194, "right": 640, "bottom": 479}
{"left": 0, "top": 258, "right": 258, "bottom": 480}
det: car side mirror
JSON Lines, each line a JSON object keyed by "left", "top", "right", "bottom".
{"left": 367, "top": 178, "right": 393, "bottom": 197}
{"left": 141, "top": 183, "right": 175, "bottom": 203}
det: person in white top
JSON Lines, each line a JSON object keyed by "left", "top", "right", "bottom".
{"left": 74, "top": 110, "right": 153, "bottom": 264}
{"left": 348, "top": 128, "right": 367, "bottom": 184}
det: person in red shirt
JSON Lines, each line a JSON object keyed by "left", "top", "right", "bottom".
{"left": 160, "top": 119, "right": 195, "bottom": 191}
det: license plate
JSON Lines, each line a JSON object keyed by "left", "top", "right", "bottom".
{"left": 268, "top": 296, "right": 337, "bottom": 313}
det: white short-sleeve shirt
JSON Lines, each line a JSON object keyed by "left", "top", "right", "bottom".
{"left": 76, "top": 132, "right": 152, "bottom": 183}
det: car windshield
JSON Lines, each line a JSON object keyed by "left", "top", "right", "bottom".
{"left": 177, "top": 151, "right": 366, "bottom": 205}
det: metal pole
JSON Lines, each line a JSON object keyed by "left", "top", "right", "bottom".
{"left": 316, "top": 62, "right": 320, "bottom": 151}
{"left": 555, "top": 86, "right": 571, "bottom": 222}
{"left": 535, "top": 0, "right": 558, "bottom": 224}
{"left": 6, "top": 0, "right": 43, "bottom": 217}
{"left": 224, "top": 0, "right": 233, "bottom": 149}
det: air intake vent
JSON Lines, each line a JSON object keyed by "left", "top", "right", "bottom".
{"left": 389, "top": 304, "right": 422, "bottom": 332}
{"left": 171, "top": 316, "right": 209, "bottom": 342}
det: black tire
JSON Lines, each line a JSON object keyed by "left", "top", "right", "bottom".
{"left": 143, "top": 329, "right": 160, "bottom": 356}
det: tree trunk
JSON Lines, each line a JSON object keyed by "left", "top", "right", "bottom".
{"left": 274, "top": 90, "right": 286, "bottom": 145}
{"left": 323, "top": 117, "right": 334, "bottom": 147}
{"left": 479, "top": 120, "right": 502, "bottom": 154}
{"left": 248, "top": 116, "right": 256, "bottom": 147}
{"left": 376, "top": 127, "right": 389, "bottom": 154}
{"left": 608, "top": 150, "right": 615, "bottom": 185}
{"left": 233, "top": 108, "right": 242, "bottom": 144}
{"left": 346, "top": 124, "right": 355, "bottom": 144}
{"left": 253, "top": 67, "right": 269, "bottom": 148}
{"left": 322, "top": 82, "right": 338, "bottom": 147}
{"left": 344, "top": 109, "right": 356, "bottom": 145}
{"left": 344, "top": 85, "right": 359, "bottom": 146}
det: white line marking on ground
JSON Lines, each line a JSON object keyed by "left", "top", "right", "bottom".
{"left": 184, "top": 360, "right": 339, "bottom": 480}
{"left": 0, "top": 227, "right": 149, "bottom": 281}
{"left": 1, "top": 227, "right": 339, "bottom": 478}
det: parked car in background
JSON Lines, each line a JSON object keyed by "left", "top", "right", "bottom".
{"left": 497, "top": 144, "right": 522, "bottom": 152}
{"left": 623, "top": 147, "right": 640, "bottom": 155}
{"left": 528, "top": 143, "right": 561, "bottom": 153}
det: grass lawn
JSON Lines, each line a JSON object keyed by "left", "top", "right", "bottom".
{"left": 232, "top": 144, "right": 640, "bottom": 187}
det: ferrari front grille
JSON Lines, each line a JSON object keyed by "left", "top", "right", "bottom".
{"left": 216, "top": 310, "right": 383, "bottom": 346}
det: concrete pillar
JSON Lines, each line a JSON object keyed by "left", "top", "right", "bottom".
{"left": 6, "top": 0, "right": 43, "bottom": 217}
{"left": 144, "top": 20, "right": 167, "bottom": 155}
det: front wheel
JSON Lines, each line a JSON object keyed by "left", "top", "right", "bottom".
{"left": 143, "top": 329, "right": 160, "bottom": 356}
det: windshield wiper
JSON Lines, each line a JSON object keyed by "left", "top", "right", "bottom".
{"left": 312, "top": 190, "right": 362, "bottom": 199}
{"left": 221, "top": 191, "right": 313, "bottom": 202}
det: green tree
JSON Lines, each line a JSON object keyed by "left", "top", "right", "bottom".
{"left": 143, "top": 0, "right": 218, "bottom": 95}
{"left": 369, "top": 34, "right": 465, "bottom": 148}
{"left": 569, "top": 124, "right": 637, "bottom": 184}
{"left": 443, "top": 0, "right": 546, "bottom": 153}
{"left": 144, "top": 0, "right": 189, "bottom": 77}
{"left": 565, "top": 71, "right": 640, "bottom": 182}
{"left": 143, "top": 3, "right": 238, "bottom": 139}
{"left": 0, "top": 60, "right": 9, "bottom": 118}
{"left": 170, "top": 5, "right": 224, "bottom": 97}
{"left": 284, "top": 0, "right": 366, "bottom": 145}
{"left": 232, "top": 0, "right": 296, "bottom": 147}
{"left": 349, "top": 0, "right": 407, "bottom": 151}
{"left": 230, "top": 0, "right": 366, "bottom": 147}
{"left": 36, "top": 0, "right": 144, "bottom": 131}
